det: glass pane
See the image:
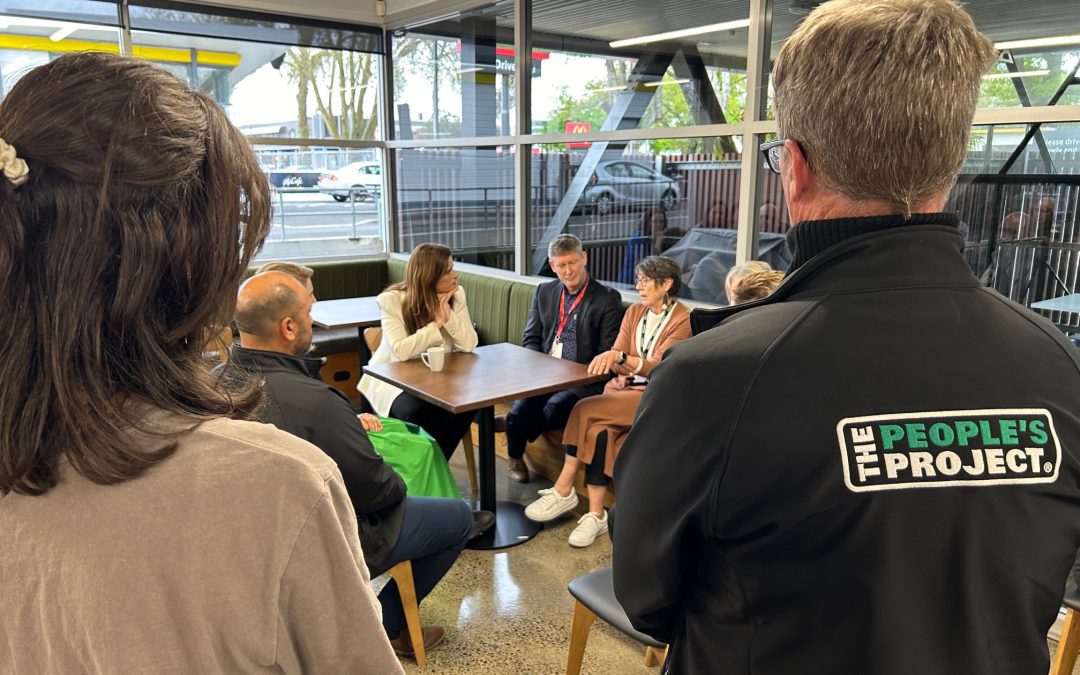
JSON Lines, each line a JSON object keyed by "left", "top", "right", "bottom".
{"left": 767, "top": 0, "right": 1080, "bottom": 116}
{"left": 394, "top": 146, "right": 515, "bottom": 271}
{"left": 391, "top": 2, "right": 516, "bottom": 139}
{"left": 531, "top": 0, "right": 749, "bottom": 131}
{"left": 751, "top": 133, "right": 793, "bottom": 271}
{"left": 0, "top": 14, "right": 121, "bottom": 97}
{"left": 950, "top": 123, "right": 1080, "bottom": 334}
{"left": 129, "top": 2, "right": 382, "bottom": 53}
{"left": 528, "top": 136, "right": 761, "bottom": 304}
{"left": 130, "top": 30, "right": 381, "bottom": 141}
{"left": 255, "top": 145, "right": 386, "bottom": 260}
{"left": 0, "top": 0, "right": 119, "bottom": 25}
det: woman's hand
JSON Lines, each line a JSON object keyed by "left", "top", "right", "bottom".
{"left": 587, "top": 349, "right": 622, "bottom": 375}
{"left": 358, "top": 413, "right": 383, "bottom": 432}
{"left": 434, "top": 289, "right": 454, "bottom": 327}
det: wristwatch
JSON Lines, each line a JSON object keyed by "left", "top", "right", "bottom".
{"left": 616, "top": 351, "right": 628, "bottom": 365}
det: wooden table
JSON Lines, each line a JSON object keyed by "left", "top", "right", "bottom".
{"left": 363, "top": 342, "right": 608, "bottom": 550}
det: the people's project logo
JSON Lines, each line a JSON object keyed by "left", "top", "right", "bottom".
{"left": 837, "top": 409, "right": 1060, "bottom": 492}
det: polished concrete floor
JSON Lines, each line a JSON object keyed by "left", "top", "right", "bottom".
{"left": 389, "top": 451, "right": 660, "bottom": 675}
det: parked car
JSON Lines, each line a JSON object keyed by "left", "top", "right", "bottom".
{"left": 578, "top": 160, "right": 680, "bottom": 215}
{"left": 318, "top": 162, "right": 382, "bottom": 202}
{"left": 264, "top": 166, "right": 325, "bottom": 189}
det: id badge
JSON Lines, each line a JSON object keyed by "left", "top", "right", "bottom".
{"left": 550, "top": 336, "right": 563, "bottom": 359}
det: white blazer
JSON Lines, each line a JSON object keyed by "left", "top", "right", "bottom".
{"left": 358, "top": 286, "right": 478, "bottom": 415}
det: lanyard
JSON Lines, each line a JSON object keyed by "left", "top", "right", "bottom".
{"left": 557, "top": 277, "right": 590, "bottom": 338}
{"left": 638, "top": 302, "right": 674, "bottom": 360}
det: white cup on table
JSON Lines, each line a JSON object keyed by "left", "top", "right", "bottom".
{"left": 421, "top": 346, "right": 446, "bottom": 372}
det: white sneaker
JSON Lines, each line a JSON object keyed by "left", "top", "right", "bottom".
{"left": 568, "top": 511, "right": 608, "bottom": 548}
{"left": 524, "top": 487, "right": 578, "bottom": 522}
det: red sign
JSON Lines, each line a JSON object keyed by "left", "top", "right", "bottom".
{"left": 565, "top": 121, "right": 591, "bottom": 148}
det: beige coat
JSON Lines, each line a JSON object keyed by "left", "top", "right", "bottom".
{"left": 359, "top": 285, "right": 478, "bottom": 415}
{"left": 0, "top": 412, "right": 404, "bottom": 675}
{"left": 562, "top": 302, "right": 691, "bottom": 477}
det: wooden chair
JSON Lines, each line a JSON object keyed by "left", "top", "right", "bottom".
{"left": 1051, "top": 587, "right": 1080, "bottom": 675}
{"left": 385, "top": 560, "right": 427, "bottom": 667}
{"left": 362, "top": 327, "right": 479, "bottom": 496}
{"left": 566, "top": 567, "right": 668, "bottom": 675}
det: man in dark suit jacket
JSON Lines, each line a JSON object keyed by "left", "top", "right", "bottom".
{"left": 502, "top": 234, "right": 624, "bottom": 482}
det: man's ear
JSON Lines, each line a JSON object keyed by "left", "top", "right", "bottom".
{"left": 279, "top": 316, "right": 296, "bottom": 342}
{"left": 580, "top": 250, "right": 588, "bottom": 267}
{"left": 783, "top": 138, "right": 815, "bottom": 204}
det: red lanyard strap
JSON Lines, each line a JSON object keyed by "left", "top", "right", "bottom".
{"left": 557, "top": 278, "right": 589, "bottom": 338}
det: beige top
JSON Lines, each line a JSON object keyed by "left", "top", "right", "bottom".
{"left": 359, "top": 285, "right": 478, "bottom": 415}
{"left": 0, "top": 412, "right": 404, "bottom": 675}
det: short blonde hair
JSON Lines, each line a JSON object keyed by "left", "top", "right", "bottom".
{"left": 773, "top": 0, "right": 996, "bottom": 215}
{"left": 256, "top": 261, "right": 314, "bottom": 282}
{"left": 730, "top": 270, "right": 786, "bottom": 305}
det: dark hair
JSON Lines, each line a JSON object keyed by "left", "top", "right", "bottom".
{"left": 640, "top": 207, "right": 669, "bottom": 236}
{"left": 388, "top": 243, "right": 454, "bottom": 334}
{"left": 0, "top": 52, "right": 271, "bottom": 495}
{"left": 635, "top": 255, "right": 682, "bottom": 298}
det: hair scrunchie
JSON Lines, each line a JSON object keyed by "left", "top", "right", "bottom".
{"left": 0, "top": 138, "right": 29, "bottom": 187}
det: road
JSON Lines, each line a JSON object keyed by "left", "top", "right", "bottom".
{"left": 268, "top": 191, "right": 381, "bottom": 242}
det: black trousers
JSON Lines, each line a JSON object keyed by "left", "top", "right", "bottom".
{"left": 565, "top": 430, "right": 609, "bottom": 487}
{"left": 389, "top": 392, "right": 476, "bottom": 460}
{"left": 505, "top": 389, "right": 582, "bottom": 459}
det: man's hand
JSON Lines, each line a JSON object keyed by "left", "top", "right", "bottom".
{"left": 358, "top": 413, "right": 383, "bottom": 432}
{"left": 588, "top": 349, "right": 622, "bottom": 375}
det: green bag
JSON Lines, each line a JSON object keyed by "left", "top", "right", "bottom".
{"left": 367, "top": 417, "right": 462, "bottom": 500}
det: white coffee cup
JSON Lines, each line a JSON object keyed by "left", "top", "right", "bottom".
{"left": 421, "top": 346, "right": 446, "bottom": 372}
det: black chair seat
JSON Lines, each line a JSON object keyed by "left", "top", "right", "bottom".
{"left": 1065, "top": 587, "right": 1080, "bottom": 612}
{"left": 567, "top": 567, "right": 665, "bottom": 649}
{"left": 310, "top": 327, "right": 359, "bottom": 356}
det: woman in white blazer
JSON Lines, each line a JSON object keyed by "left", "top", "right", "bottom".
{"left": 359, "top": 243, "right": 478, "bottom": 458}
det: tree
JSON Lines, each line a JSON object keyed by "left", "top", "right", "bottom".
{"left": 283, "top": 48, "right": 379, "bottom": 141}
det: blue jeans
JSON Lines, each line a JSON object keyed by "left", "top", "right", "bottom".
{"left": 376, "top": 496, "right": 472, "bottom": 637}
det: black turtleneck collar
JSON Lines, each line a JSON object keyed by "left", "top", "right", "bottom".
{"left": 786, "top": 212, "right": 959, "bottom": 272}
{"left": 230, "top": 345, "right": 325, "bottom": 380}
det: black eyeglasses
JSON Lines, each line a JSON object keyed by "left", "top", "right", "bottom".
{"left": 759, "top": 139, "right": 806, "bottom": 175}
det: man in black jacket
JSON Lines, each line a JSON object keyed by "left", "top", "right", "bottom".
{"left": 614, "top": 2, "right": 1080, "bottom": 674}
{"left": 228, "top": 271, "right": 474, "bottom": 658}
{"left": 502, "top": 234, "right": 624, "bottom": 482}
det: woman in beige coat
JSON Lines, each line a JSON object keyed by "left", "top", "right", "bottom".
{"left": 524, "top": 256, "right": 692, "bottom": 547}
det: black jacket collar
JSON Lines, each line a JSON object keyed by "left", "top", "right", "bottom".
{"left": 230, "top": 345, "right": 324, "bottom": 380}
{"left": 692, "top": 213, "right": 972, "bottom": 334}
{"left": 787, "top": 212, "right": 959, "bottom": 271}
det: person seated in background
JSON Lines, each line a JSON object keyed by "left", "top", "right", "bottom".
{"left": 359, "top": 243, "right": 478, "bottom": 460}
{"left": 502, "top": 234, "right": 624, "bottom": 482}
{"left": 0, "top": 52, "right": 402, "bottom": 673}
{"left": 231, "top": 271, "right": 485, "bottom": 660}
{"left": 619, "top": 207, "right": 667, "bottom": 284}
{"left": 758, "top": 202, "right": 783, "bottom": 231}
{"left": 251, "top": 261, "right": 463, "bottom": 498}
{"left": 697, "top": 199, "right": 729, "bottom": 229}
{"left": 726, "top": 263, "right": 785, "bottom": 304}
{"left": 523, "top": 256, "right": 691, "bottom": 547}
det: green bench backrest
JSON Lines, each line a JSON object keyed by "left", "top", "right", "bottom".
{"left": 308, "top": 259, "right": 387, "bottom": 301}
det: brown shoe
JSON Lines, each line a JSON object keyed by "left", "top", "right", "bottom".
{"left": 389, "top": 626, "right": 446, "bottom": 658}
{"left": 507, "top": 457, "right": 529, "bottom": 483}
{"left": 493, "top": 414, "right": 507, "bottom": 433}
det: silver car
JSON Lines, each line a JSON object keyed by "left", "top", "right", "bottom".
{"left": 580, "top": 160, "right": 680, "bottom": 215}
{"left": 318, "top": 161, "right": 382, "bottom": 202}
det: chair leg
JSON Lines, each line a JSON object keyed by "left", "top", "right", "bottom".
{"left": 463, "top": 427, "right": 479, "bottom": 496}
{"left": 644, "top": 645, "right": 668, "bottom": 667}
{"left": 1051, "top": 607, "right": 1080, "bottom": 675}
{"left": 387, "top": 560, "right": 425, "bottom": 668}
{"left": 566, "top": 600, "right": 597, "bottom": 675}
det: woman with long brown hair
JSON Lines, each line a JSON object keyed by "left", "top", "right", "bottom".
{"left": 359, "top": 243, "right": 478, "bottom": 458}
{"left": 0, "top": 53, "right": 400, "bottom": 672}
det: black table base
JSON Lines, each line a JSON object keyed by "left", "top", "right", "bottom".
{"left": 466, "top": 500, "right": 542, "bottom": 550}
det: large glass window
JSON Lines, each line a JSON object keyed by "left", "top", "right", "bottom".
{"left": 528, "top": 136, "right": 768, "bottom": 303}
{"left": 391, "top": 2, "right": 516, "bottom": 139}
{"left": 530, "top": 0, "right": 750, "bottom": 133}
{"left": 767, "top": 0, "right": 1080, "bottom": 115}
{"left": 394, "top": 146, "right": 515, "bottom": 270}
{"left": 951, "top": 122, "right": 1080, "bottom": 335}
